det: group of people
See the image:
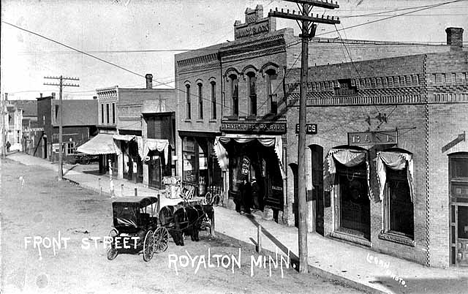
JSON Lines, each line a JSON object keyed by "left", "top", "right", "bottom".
{"left": 235, "top": 177, "right": 261, "bottom": 215}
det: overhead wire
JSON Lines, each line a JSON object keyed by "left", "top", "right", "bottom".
{"left": 3, "top": 0, "right": 465, "bottom": 117}
{"left": 316, "top": 0, "right": 467, "bottom": 37}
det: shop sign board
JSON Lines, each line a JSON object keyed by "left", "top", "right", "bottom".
{"left": 348, "top": 130, "right": 398, "bottom": 146}
{"left": 220, "top": 122, "right": 286, "bottom": 134}
{"left": 295, "top": 124, "right": 317, "bottom": 134}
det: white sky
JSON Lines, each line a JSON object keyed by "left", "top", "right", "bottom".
{"left": 1, "top": 0, "right": 467, "bottom": 100}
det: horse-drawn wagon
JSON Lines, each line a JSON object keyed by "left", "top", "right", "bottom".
{"left": 106, "top": 196, "right": 169, "bottom": 262}
{"left": 106, "top": 192, "right": 217, "bottom": 261}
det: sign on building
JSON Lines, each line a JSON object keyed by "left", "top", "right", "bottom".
{"left": 348, "top": 130, "right": 398, "bottom": 146}
{"left": 295, "top": 124, "right": 317, "bottom": 134}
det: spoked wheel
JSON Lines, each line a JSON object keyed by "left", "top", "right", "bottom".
{"left": 153, "top": 227, "right": 169, "bottom": 253}
{"left": 142, "top": 230, "right": 154, "bottom": 262}
{"left": 106, "top": 228, "right": 119, "bottom": 261}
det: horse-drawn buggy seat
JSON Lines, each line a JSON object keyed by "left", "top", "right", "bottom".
{"left": 107, "top": 196, "right": 169, "bottom": 262}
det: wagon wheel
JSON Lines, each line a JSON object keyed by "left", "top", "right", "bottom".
{"left": 153, "top": 227, "right": 169, "bottom": 253}
{"left": 142, "top": 230, "right": 154, "bottom": 262}
{"left": 106, "top": 228, "right": 119, "bottom": 261}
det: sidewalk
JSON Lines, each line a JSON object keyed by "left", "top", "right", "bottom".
{"left": 4, "top": 153, "right": 468, "bottom": 294}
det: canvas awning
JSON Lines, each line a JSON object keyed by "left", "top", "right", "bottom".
{"left": 77, "top": 133, "right": 117, "bottom": 155}
{"left": 214, "top": 134, "right": 286, "bottom": 179}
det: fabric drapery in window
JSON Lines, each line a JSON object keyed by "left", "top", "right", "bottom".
{"left": 376, "top": 151, "right": 414, "bottom": 202}
{"left": 137, "top": 138, "right": 169, "bottom": 164}
{"left": 324, "top": 148, "right": 373, "bottom": 200}
{"left": 214, "top": 135, "right": 285, "bottom": 179}
{"left": 214, "top": 138, "right": 229, "bottom": 171}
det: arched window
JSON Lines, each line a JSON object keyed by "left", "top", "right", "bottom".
{"left": 266, "top": 69, "right": 278, "bottom": 114}
{"left": 185, "top": 84, "right": 191, "bottom": 119}
{"left": 247, "top": 72, "right": 257, "bottom": 116}
{"left": 198, "top": 83, "right": 203, "bottom": 119}
{"left": 211, "top": 81, "right": 216, "bottom": 119}
{"left": 230, "top": 75, "right": 239, "bottom": 116}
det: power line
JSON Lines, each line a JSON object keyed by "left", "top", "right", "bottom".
{"left": 339, "top": 1, "right": 465, "bottom": 18}
{"left": 316, "top": 0, "right": 467, "bottom": 37}
{"left": 2, "top": 21, "right": 146, "bottom": 80}
{"left": 3, "top": 0, "right": 464, "bottom": 117}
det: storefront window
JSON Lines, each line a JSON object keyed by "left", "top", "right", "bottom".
{"left": 386, "top": 168, "right": 414, "bottom": 238}
{"left": 182, "top": 137, "right": 196, "bottom": 183}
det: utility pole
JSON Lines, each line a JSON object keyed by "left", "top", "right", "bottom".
{"left": 0, "top": 93, "right": 7, "bottom": 159}
{"left": 269, "top": 0, "right": 339, "bottom": 273}
{"left": 44, "top": 76, "right": 79, "bottom": 181}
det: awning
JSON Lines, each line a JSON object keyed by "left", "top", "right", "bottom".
{"left": 214, "top": 134, "right": 286, "bottom": 179}
{"left": 324, "top": 148, "right": 374, "bottom": 200}
{"left": 77, "top": 133, "right": 117, "bottom": 155}
{"left": 376, "top": 150, "right": 414, "bottom": 202}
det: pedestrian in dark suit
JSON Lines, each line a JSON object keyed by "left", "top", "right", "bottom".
{"left": 251, "top": 178, "right": 260, "bottom": 210}
{"left": 235, "top": 181, "right": 243, "bottom": 213}
{"left": 240, "top": 179, "right": 252, "bottom": 214}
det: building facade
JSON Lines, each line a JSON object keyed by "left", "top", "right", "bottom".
{"left": 35, "top": 94, "right": 98, "bottom": 162}
{"left": 284, "top": 49, "right": 468, "bottom": 268}
{"left": 96, "top": 75, "right": 176, "bottom": 189}
{"left": 8, "top": 99, "right": 38, "bottom": 154}
{"left": 174, "top": 4, "right": 466, "bottom": 267}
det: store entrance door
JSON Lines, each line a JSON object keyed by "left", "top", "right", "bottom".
{"left": 451, "top": 205, "right": 468, "bottom": 267}
{"left": 148, "top": 153, "right": 162, "bottom": 189}
{"left": 449, "top": 153, "right": 468, "bottom": 267}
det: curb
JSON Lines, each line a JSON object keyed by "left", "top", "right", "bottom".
{"left": 214, "top": 231, "right": 386, "bottom": 294}
{"left": 64, "top": 176, "right": 112, "bottom": 198}
{"left": 62, "top": 173, "right": 384, "bottom": 294}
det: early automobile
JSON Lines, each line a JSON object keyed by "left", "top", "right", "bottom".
{"left": 107, "top": 196, "right": 169, "bottom": 262}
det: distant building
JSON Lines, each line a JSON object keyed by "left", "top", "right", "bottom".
{"left": 91, "top": 74, "right": 177, "bottom": 189}
{"left": 8, "top": 99, "right": 37, "bottom": 154}
{"left": 34, "top": 93, "right": 98, "bottom": 162}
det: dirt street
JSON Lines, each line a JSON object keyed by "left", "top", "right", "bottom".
{"left": 1, "top": 159, "right": 364, "bottom": 294}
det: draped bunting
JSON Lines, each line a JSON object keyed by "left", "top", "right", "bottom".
{"left": 113, "top": 134, "right": 137, "bottom": 156}
{"left": 143, "top": 138, "right": 169, "bottom": 164}
{"left": 215, "top": 135, "right": 286, "bottom": 179}
{"left": 376, "top": 151, "right": 414, "bottom": 202}
{"left": 324, "top": 148, "right": 373, "bottom": 200}
{"left": 136, "top": 136, "right": 145, "bottom": 159}
{"left": 214, "top": 138, "right": 229, "bottom": 171}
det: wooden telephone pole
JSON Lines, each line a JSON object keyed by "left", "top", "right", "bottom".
{"left": 269, "top": 0, "right": 340, "bottom": 273}
{"left": 44, "top": 76, "right": 79, "bottom": 181}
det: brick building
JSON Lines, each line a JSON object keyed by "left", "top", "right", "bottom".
{"left": 284, "top": 48, "right": 468, "bottom": 268}
{"left": 175, "top": 5, "right": 466, "bottom": 267}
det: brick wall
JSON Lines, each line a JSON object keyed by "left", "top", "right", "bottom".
{"left": 426, "top": 51, "right": 468, "bottom": 268}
